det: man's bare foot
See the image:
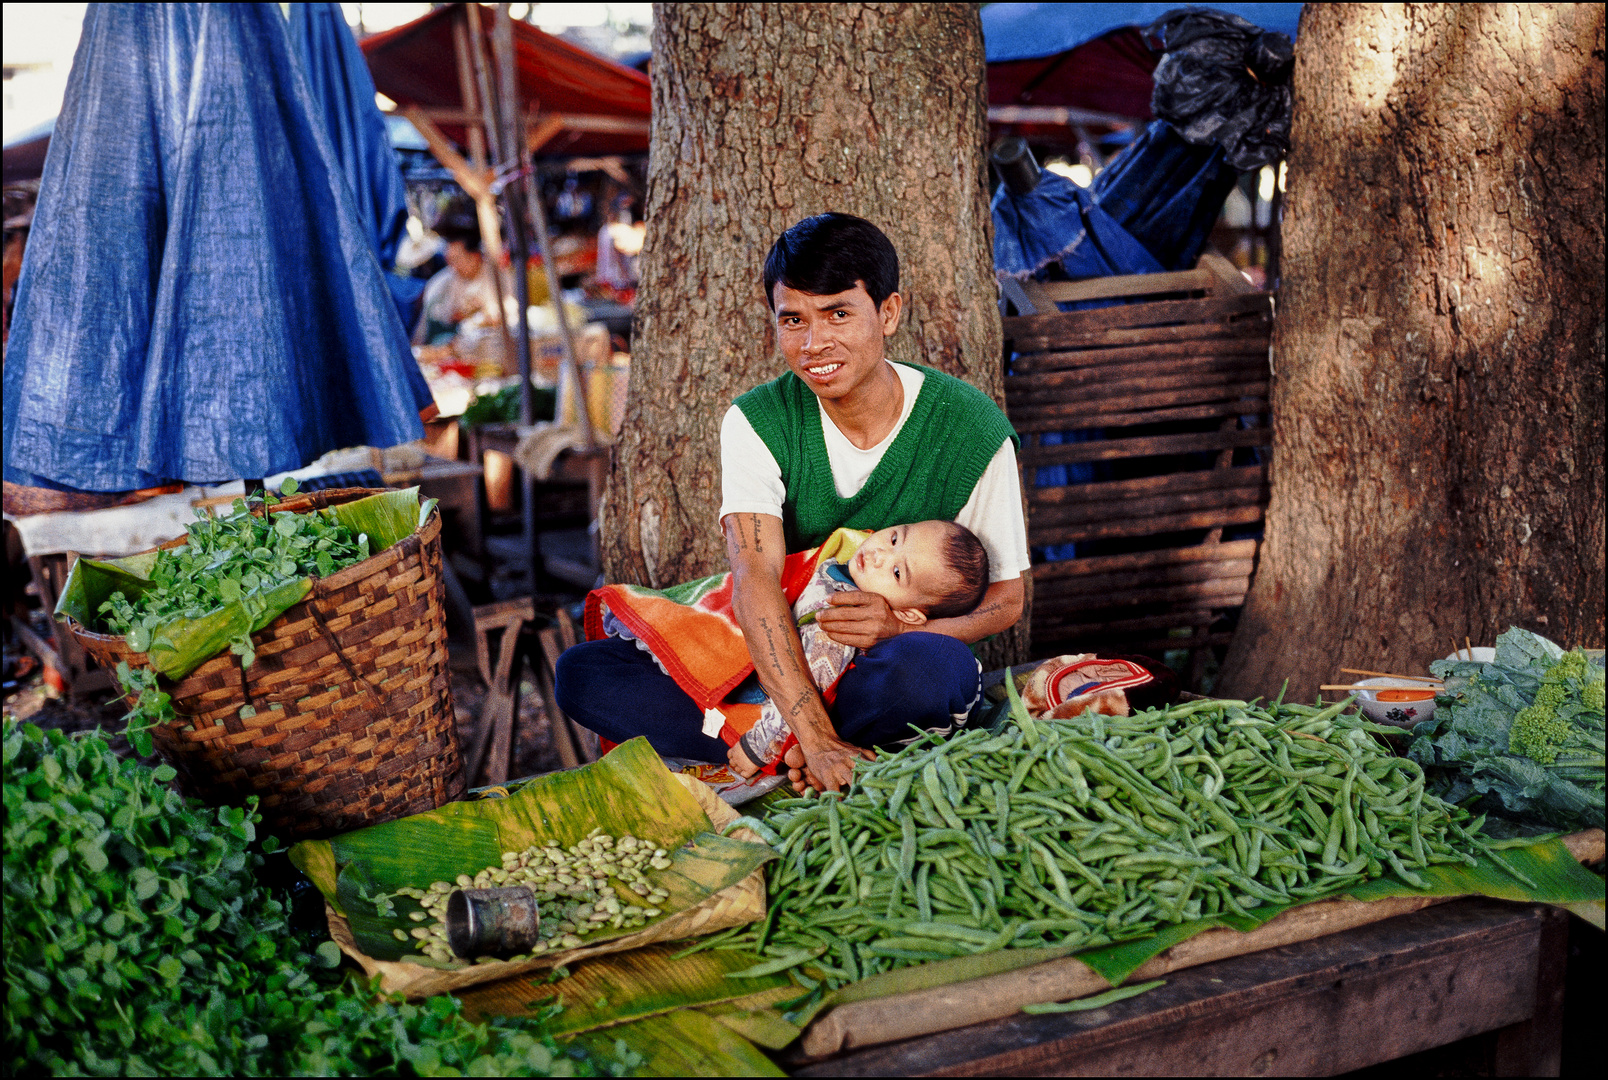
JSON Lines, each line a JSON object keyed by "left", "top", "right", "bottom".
{"left": 727, "top": 741, "right": 761, "bottom": 779}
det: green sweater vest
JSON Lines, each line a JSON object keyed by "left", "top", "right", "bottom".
{"left": 734, "top": 363, "right": 1018, "bottom": 552}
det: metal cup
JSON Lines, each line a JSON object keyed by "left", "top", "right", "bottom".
{"left": 445, "top": 886, "right": 541, "bottom": 959}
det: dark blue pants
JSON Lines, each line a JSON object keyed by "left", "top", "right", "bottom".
{"left": 554, "top": 633, "right": 982, "bottom": 763}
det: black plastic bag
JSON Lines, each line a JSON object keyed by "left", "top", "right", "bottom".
{"left": 1149, "top": 8, "right": 1294, "bottom": 170}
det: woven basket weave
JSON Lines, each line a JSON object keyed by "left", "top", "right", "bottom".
{"left": 69, "top": 488, "right": 464, "bottom": 838}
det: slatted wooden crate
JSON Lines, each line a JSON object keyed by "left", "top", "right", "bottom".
{"left": 1002, "top": 256, "right": 1274, "bottom": 683}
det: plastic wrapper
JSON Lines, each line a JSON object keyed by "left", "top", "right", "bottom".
{"left": 1149, "top": 7, "right": 1294, "bottom": 170}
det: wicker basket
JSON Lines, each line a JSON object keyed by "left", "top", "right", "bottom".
{"left": 69, "top": 488, "right": 465, "bottom": 838}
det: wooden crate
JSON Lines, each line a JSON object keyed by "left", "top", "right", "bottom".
{"left": 1002, "top": 255, "right": 1274, "bottom": 683}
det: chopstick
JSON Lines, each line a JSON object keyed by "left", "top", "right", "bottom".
{"left": 1321, "top": 684, "right": 1436, "bottom": 693}
{"left": 1466, "top": 636, "right": 1474, "bottom": 660}
{"left": 1339, "top": 668, "right": 1442, "bottom": 684}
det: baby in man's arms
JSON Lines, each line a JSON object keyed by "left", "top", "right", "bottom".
{"left": 727, "top": 519, "right": 990, "bottom": 776}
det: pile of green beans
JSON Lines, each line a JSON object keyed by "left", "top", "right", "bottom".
{"left": 709, "top": 698, "right": 1524, "bottom": 988}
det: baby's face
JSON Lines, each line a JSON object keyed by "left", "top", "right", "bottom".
{"left": 846, "top": 521, "right": 954, "bottom": 613}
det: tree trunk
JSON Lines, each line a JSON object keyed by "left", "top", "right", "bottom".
{"left": 602, "top": 3, "right": 1029, "bottom": 665}
{"left": 1220, "top": 4, "right": 1605, "bottom": 701}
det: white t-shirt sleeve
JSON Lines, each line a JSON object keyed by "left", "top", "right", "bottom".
{"left": 718, "top": 405, "right": 786, "bottom": 523}
{"left": 954, "top": 438, "right": 1031, "bottom": 583}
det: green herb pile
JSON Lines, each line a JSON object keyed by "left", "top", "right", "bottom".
{"left": 97, "top": 479, "right": 372, "bottom": 753}
{"left": 460, "top": 385, "right": 555, "bottom": 429}
{"left": 714, "top": 696, "right": 1518, "bottom": 992}
{"left": 98, "top": 480, "right": 368, "bottom": 665}
{"left": 1412, "top": 627, "right": 1605, "bottom": 833}
{"left": 2, "top": 719, "right": 638, "bottom": 1077}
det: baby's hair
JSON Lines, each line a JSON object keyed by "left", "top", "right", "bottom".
{"left": 926, "top": 523, "right": 990, "bottom": 620}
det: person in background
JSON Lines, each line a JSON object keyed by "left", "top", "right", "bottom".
{"left": 412, "top": 223, "right": 500, "bottom": 346}
{"left": 595, "top": 193, "right": 644, "bottom": 298}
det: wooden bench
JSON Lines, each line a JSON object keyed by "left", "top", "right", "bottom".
{"left": 1002, "top": 255, "right": 1274, "bottom": 684}
{"left": 794, "top": 898, "right": 1570, "bottom": 1076}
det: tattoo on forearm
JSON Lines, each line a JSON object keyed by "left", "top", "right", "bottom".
{"left": 751, "top": 515, "right": 762, "bottom": 553}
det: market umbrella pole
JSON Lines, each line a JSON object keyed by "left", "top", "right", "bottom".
{"left": 450, "top": 7, "right": 515, "bottom": 368}
{"left": 476, "top": 3, "right": 541, "bottom": 598}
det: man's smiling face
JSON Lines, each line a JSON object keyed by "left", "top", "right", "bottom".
{"left": 772, "top": 279, "right": 901, "bottom": 403}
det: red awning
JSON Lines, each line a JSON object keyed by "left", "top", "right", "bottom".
{"left": 360, "top": 3, "right": 650, "bottom": 158}
{"left": 987, "top": 27, "right": 1157, "bottom": 148}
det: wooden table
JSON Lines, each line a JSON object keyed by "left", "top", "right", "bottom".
{"left": 794, "top": 898, "right": 1569, "bottom": 1076}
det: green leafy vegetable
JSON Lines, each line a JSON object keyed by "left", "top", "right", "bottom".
{"left": 96, "top": 492, "right": 369, "bottom": 646}
{"left": 83, "top": 489, "right": 433, "bottom": 754}
{"left": 461, "top": 384, "right": 556, "bottom": 429}
{"left": 2, "top": 719, "right": 638, "bottom": 1077}
{"left": 1412, "top": 628, "right": 1605, "bottom": 832}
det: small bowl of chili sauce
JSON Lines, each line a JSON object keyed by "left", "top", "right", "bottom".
{"left": 1353, "top": 677, "right": 1438, "bottom": 728}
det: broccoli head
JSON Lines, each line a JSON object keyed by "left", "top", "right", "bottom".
{"left": 1532, "top": 681, "right": 1569, "bottom": 711}
{"left": 1585, "top": 677, "right": 1605, "bottom": 714}
{"left": 1508, "top": 703, "right": 1574, "bottom": 764}
{"left": 1544, "top": 651, "right": 1589, "bottom": 684}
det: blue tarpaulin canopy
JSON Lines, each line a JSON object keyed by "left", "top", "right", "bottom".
{"left": 982, "top": 3, "right": 1302, "bottom": 63}
{"left": 993, "top": 173, "right": 1166, "bottom": 282}
{"left": 287, "top": 2, "right": 431, "bottom": 368}
{"left": 4, "top": 3, "right": 429, "bottom": 495}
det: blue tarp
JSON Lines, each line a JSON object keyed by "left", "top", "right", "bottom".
{"left": 4, "top": 3, "right": 428, "bottom": 494}
{"left": 993, "top": 121, "right": 1233, "bottom": 280}
{"left": 1087, "top": 119, "right": 1238, "bottom": 271}
{"left": 287, "top": 2, "right": 431, "bottom": 371}
{"left": 992, "top": 172, "right": 1165, "bottom": 281}
{"left": 982, "top": 3, "right": 1302, "bottom": 63}
{"left": 287, "top": 2, "right": 409, "bottom": 272}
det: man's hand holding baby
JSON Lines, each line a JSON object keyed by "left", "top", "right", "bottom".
{"left": 816, "top": 590, "right": 908, "bottom": 649}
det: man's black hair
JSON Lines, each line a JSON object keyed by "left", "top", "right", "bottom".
{"left": 926, "top": 522, "right": 990, "bottom": 621}
{"left": 437, "top": 221, "right": 482, "bottom": 253}
{"left": 763, "top": 213, "right": 899, "bottom": 311}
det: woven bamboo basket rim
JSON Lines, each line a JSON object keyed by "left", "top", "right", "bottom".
{"left": 326, "top": 774, "right": 771, "bottom": 999}
{"left": 65, "top": 494, "right": 444, "bottom": 731}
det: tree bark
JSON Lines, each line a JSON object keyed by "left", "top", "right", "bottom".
{"left": 602, "top": 3, "right": 1029, "bottom": 664}
{"left": 1219, "top": 4, "right": 1605, "bottom": 701}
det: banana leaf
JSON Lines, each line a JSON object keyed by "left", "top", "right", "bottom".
{"left": 568, "top": 1009, "right": 785, "bottom": 1078}
{"left": 290, "top": 738, "right": 774, "bottom": 986}
{"left": 1562, "top": 897, "right": 1605, "bottom": 930}
{"left": 458, "top": 942, "right": 798, "bottom": 1042}
{"left": 695, "top": 991, "right": 808, "bottom": 1050}
{"left": 320, "top": 485, "right": 435, "bottom": 551}
{"left": 54, "top": 486, "right": 430, "bottom": 679}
